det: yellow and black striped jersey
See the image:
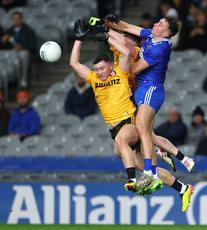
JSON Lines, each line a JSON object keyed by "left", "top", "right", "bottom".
{"left": 86, "top": 65, "right": 136, "bottom": 124}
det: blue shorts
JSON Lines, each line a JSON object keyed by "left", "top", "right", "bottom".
{"left": 134, "top": 84, "right": 165, "bottom": 112}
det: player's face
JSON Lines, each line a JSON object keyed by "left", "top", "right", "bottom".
{"left": 152, "top": 18, "right": 170, "bottom": 38}
{"left": 94, "top": 61, "right": 112, "bottom": 81}
{"left": 17, "top": 96, "right": 29, "bottom": 108}
{"left": 168, "top": 109, "right": 179, "bottom": 123}
{"left": 193, "top": 114, "right": 204, "bottom": 124}
{"left": 12, "top": 14, "right": 23, "bottom": 27}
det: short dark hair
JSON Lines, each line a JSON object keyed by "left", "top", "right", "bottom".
{"left": 165, "top": 16, "right": 180, "bottom": 37}
{"left": 161, "top": 0, "right": 174, "bottom": 7}
{"left": 123, "top": 32, "right": 141, "bottom": 44}
{"left": 12, "top": 11, "right": 23, "bottom": 17}
{"left": 93, "top": 54, "right": 110, "bottom": 65}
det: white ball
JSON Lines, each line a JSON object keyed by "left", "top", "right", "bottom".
{"left": 39, "top": 41, "right": 61, "bottom": 63}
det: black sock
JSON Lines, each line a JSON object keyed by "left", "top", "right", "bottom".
{"left": 176, "top": 150, "right": 185, "bottom": 161}
{"left": 171, "top": 179, "right": 182, "bottom": 193}
{"left": 126, "top": 167, "right": 135, "bottom": 181}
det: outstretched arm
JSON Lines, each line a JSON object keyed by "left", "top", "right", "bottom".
{"left": 108, "top": 28, "right": 137, "bottom": 57}
{"left": 106, "top": 20, "right": 143, "bottom": 37}
{"left": 108, "top": 36, "right": 131, "bottom": 72}
{"left": 69, "top": 40, "right": 89, "bottom": 80}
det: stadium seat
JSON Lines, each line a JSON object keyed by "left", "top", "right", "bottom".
{"left": 69, "top": 124, "right": 91, "bottom": 137}
{"left": 27, "top": 0, "right": 46, "bottom": 7}
{"left": 0, "top": 136, "right": 21, "bottom": 149}
{"left": 57, "top": 114, "right": 81, "bottom": 132}
{"left": 50, "top": 134, "right": 75, "bottom": 151}
{"left": 4, "top": 144, "right": 29, "bottom": 157}
{"left": 182, "top": 49, "right": 203, "bottom": 61}
{"left": 40, "top": 125, "right": 65, "bottom": 137}
{"left": 24, "top": 135, "right": 48, "bottom": 150}
{"left": 47, "top": 81, "right": 72, "bottom": 97}
{"left": 87, "top": 145, "right": 114, "bottom": 157}
{"left": 45, "top": 0, "right": 71, "bottom": 8}
{"left": 31, "top": 145, "right": 57, "bottom": 156}
{"left": 79, "top": 135, "right": 103, "bottom": 149}
{"left": 83, "top": 114, "right": 105, "bottom": 132}
{"left": 36, "top": 25, "right": 63, "bottom": 48}
{"left": 59, "top": 145, "right": 85, "bottom": 157}
{"left": 32, "top": 93, "right": 59, "bottom": 107}
{"left": 95, "top": 125, "right": 111, "bottom": 141}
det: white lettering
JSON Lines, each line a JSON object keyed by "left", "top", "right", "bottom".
{"left": 73, "top": 185, "right": 86, "bottom": 224}
{"left": 41, "top": 186, "right": 55, "bottom": 224}
{"left": 117, "top": 196, "right": 147, "bottom": 224}
{"left": 150, "top": 196, "right": 174, "bottom": 225}
{"left": 57, "top": 186, "right": 70, "bottom": 224}
{"left": 7, "top": 185, "right": 41, "bottom": 224}
{"left": 89, "top": 196, "right": 115, "bottom": 224}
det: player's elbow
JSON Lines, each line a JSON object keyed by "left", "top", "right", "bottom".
{"left": 69, "top": 59, "right": 77, "bottom": 69}
{"left": 130, "top": 64, "right": 139, "bottom": 75}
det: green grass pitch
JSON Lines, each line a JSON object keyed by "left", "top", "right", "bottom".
{"left": 0, "top": 225, "right": 207, "bottom": 230}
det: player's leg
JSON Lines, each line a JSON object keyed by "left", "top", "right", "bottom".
{"left": 114, "top": 124, "right": 139, "bottom": 192}
{"left": 158, "top": 168, "right": 194, "bottom": 212}
{"left": 151, "top": 131, "right": 196, "bottom": 172}
{"left": 150, "top": 118, "right": 163, "bottom": 186}
{"left": 135, "top": 104, "right": 155, "bottom": 188}
{"left": 138, "top": 165, "right": 193, "bottom": 212}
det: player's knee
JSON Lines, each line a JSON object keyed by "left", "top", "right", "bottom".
{"left": 136, "top": 122, "right": 150, "bottom": 137}
{"left": 115, "top": 135, "right": 126, "bottom": 150}
{"left": 135, "top": 122, "right": 144, "bottom": 136}
{"left": 114, "top": 147, "right": 121, "bottom": 158}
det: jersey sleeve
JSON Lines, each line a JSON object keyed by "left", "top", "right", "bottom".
{"left": 140, "top": 29, "right": 152, "bottom": 38}
{"left": 86, "top": 69, "right": 96, "bottom": 85}
{"left": 143, "top": 45, "right": 164, "bottom": 67}
{"left": 131, "top": 46, "right": 140, "bottom": 63}
{"left": 110, "top": 46, "right": 121, "bottom": 68}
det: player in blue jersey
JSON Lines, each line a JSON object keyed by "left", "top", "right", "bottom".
{"left": 106, "top": 16, "right": 180, "bottom": 188}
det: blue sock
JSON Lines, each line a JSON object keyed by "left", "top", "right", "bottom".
{"left": 152, "top": 165, "right": 157, "bottom": 175}
{"left": 144, "top": 159, "right": 152, "bottom": 171}
{"left": 152, "top": 165, "right": 159, "bottom": 179}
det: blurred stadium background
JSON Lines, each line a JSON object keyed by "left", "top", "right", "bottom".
{"left": 0, "top": 0, "right": 207, "bottom": 227}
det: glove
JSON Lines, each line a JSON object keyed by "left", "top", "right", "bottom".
{"left": 87, "top": 34, "right": 109, "bottom": 42}
{"left": 89, "top": 17, "right": 103, "bottom": 26}
{"left": 103, "top": 14, "right": 119, "bottom": 24}
{"left": 89, "top": 14, "right": 119, "bottom": 26}
{"left": 89, "top": 25, "right": 110, "bottom": 34}
{"left": 74, "top": 19, "right": 89, "bottom": 41}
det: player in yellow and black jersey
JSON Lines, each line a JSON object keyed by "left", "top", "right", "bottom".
{"left": 70, "top": 20, "right": 145, "bottom": 191}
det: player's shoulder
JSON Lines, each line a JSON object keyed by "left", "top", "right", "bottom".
{"left": 152, "top": 39, "right": 171, "bottom": 54}
{"left": 140, "top": 29, "right": 152, "bottom": 38}
{"left": 153, "top": 39, "right": 172, "bottom": 50}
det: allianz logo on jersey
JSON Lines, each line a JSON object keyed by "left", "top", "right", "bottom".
{"left": 5, "top": 182, "right": 207, "bottom": 224}
{"left": 95, "top": 78, "right": 120, "bottom": 88}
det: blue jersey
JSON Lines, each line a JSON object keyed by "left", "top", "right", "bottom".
{"left": 136, "top": 29, "right": 172, "bottom": 86}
